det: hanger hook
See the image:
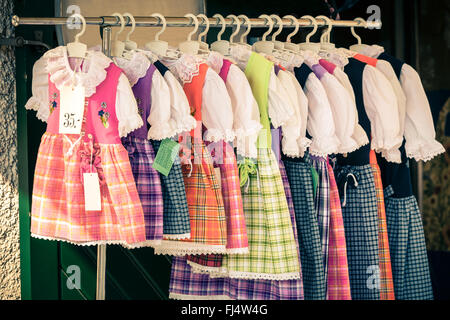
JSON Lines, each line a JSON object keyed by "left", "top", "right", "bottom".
{"left": 259, "top": 14, "right": 273, "bottom": 41}
{"left": 184, "top": 13, "right": 199, "bottom": 41}
{"left": 151, "top": 13, "right": 166, "bottom": 41}
{"left": 227, "top": 14, "right": 240, "bottom": 43}
{"left": 351, "top": 17, "right": 366, "bottom": 45}
{"left": 316, "top": 15, "right": 333, "bottom": 43}
{"left": 70, "top": 13, "right": 86, "bottom": 42}
{"left": 111, "top": 12, "right": 125, "bottom": 41}
{"left": 238, "top": 14, "right": 251, "bottom": 43}
{"left": 270, "top": 14, "right": 283, "bottom": 42}
{"left": 122, "top": 12, "right": 136, "bottom": 42}
{"left": 197, "top": 14, "right": 210, "bottom": 42}
{"left": 284, "top": 15, "right": 299, "bottom": 43}
{"left": 213, "top": 14, "right": 226, "bottom": 41}
{"left": 301, "top": 15, "right": 318, "bottom": 43}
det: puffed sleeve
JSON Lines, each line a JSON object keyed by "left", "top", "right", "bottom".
{"left": 268, "top": 68, "right": 295, "bottom": 128}
{"left": 163, "top": 70, "right": 197, "bottom": 136}
{"left": 304, "top": 73, "right": 340, "bottom": 157}
{"left": 115, "top": 73, "right": 144, "bottom": 137}
{"left": 25, "top": 56, "right": 50, "bottom": 122}
{"left": 362, "top": 65, "right": 402, "bottom": 163}
{"left": 401, "top": 64, "right": 445, "bottom": 161}
{"left": 147, "top": 69, "right": 174, "bottom": 140}
{"left": 201, "top": 68, "right": 235, "bottom": 142}
{"left": 320, "top": 71, "right": 359, "bottom": 154}
{"left": 277, "top": 70, "right": 302, "bottom": 157}
{"left": 225, "top": 64, "right": 262, "bottom": 158}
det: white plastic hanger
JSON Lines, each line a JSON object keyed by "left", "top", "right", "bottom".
{"left": 349, "top": 18, "right": 370, "bottom": 52}
{"left": 111, "top": 13, "right": 125, "bottom": 57}
{"left": 270, "top": 14, "right": 284, "bottom": 50}
{"left": 283, "top": 15, "right": 300, "bottom": 52}
{"left": 197, "top": 14, "right": 210, "bottom": 53}
{"left": 297, "top": 15, "right": 320, "bottom": 53}
{"left": 252, "top": 14, "right": 275, "bottom": 54}
{"left": 237, "top": 14, "right": 252, "bottom": 48}
{"left": 228, "top": 14, "right": 241, "bottom": 45}
{"left": 66, "top": 13, "right": 87, "bottom": 58}
{"left": 123, "top": 13, "right": 137, "bottom": 51}
{"left": 317, "top": 15, "right": 335, "bottom": 51}
{"left": 210, "top": 14, "right": 229, "bottom": 55}
{"left": 178, "top": 14, "right": 200, "bottom": 54}
{"left": 145, "top": 13, "right": 169, "bottom": 56}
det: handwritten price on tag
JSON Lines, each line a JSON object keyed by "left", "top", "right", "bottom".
{"left": 63, "top": 112, "right": 80, "bottom": 128}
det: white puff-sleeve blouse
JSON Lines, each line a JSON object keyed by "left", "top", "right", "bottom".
{"left": 268, "top": 68, "right": 295, "bottom": 129}
{"left": 303, "top": 71, "right": 340, "bottom": 157}
{"left": 202, "top": 68, "right": 235, "bottom": 143}
{"left": 362, "top": 65, "right": 403, "bottom": 163}
{"left": 25, "top": 46, "right": 143, "bottom": 137}
{"left": 400, "top": 64, "right": 445, "bottom": 161}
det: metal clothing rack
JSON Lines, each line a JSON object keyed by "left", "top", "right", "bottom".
{"left": 12, "top": 14, "right": 381, "bottom": 301}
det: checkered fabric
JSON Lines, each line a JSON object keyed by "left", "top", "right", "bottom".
{"left": 186, "top": 141, "right": 247, "bottom": 269}
{"left": 311, "top": 156, "right": 331, "bottom": 282}
{"left": 30, "top": 133, "right": 147, "bottom": 246}
{"left": 151, "top": 139, "right": 191, "bottom": 238}
{"left": 369, "top": 151, "right": 395, "bottom": 300}
{"left": 122, "top": 136, "right": 163, "bottom": 244}
{"left": 384, "top": 186, "right": 434, "bottom": 300}
{"left": 284, "top": 156, "right": 326, "bottom": 300}
{"left": 326, "top": 161, "right": 351, "bottom": 300}
{"left": 218, "top": 148, "right": 301, "bottom": 280}
{"left": 335, "top": 164, "right": 380, "bottom": 300}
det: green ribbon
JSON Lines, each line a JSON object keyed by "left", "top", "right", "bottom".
{"left": 238, "top": 158, "right": 258, "bottom": 188}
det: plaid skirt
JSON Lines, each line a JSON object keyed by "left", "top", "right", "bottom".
{"left": 334, "top": 164, "right": 380, "bottom": 300}
{"left": 384, "top": 186, "right": 434, "bottom": 300}
{"left": 168, "top": 158, "right": 303, "bottom": 300}
{"left": 151, "top": 139, "right": 190, "bottom": 239}
{"left": 154, "top": 141, "right": 227, "bottom": 256}
{"left": 369, "top": 151, "right": 395, "bottom": 300}
{"left": 30, "top": 132, "right": 146, "bottom": 247}
{"left": 122, "top": 136, "right": 163, "bottom": 247}
{"left": 283, "top": 155, "right": 326, "bottom": 300}
{"left": 310, "top": 156, "right": 331, "bottom": 281}
{"left": 326, "top": 161, "right": 351, "bottom": 300}
{"left": 187, "top": 141, "right": 248, "bottom": 272}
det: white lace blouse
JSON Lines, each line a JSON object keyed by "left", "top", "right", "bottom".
{"left": 114, "top": 51, "right": 174, "bottom": 140}
{"left": 25, "top": 46, "right": 143, "bottom": 137}
{"left": 206, "top": 52, "right": 262, "bottom": 158}
{"left": 358, "top": 45, "right": 445, "bottom": 162}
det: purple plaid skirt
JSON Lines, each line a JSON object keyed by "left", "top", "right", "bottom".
{"left": 122, "top": 136, "right": 163, "bottom": 245}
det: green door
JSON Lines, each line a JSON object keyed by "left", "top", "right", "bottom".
{"left": 16, "top": 0, "right": 171, "bottom": 300}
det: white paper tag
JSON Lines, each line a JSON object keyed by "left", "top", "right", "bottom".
{"left": 214, "top": 167, "right": 222, "bottom": 190}
{"left": 59, "top": 85, "right": 85, "bottom": 135}
{"left": 83, "top": 173, "right": 101, "bottom": 211}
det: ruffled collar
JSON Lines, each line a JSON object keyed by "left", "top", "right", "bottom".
{"left": 44, "top": 46, "right": 112, "bottom": 97}
{"left": 114, "top": 51, "right": 151, "bottom": 86}
{"left": 206, "top": 51, "right": 224, "bottom": 74}
{"left": 161, "top": 53, "right": 203, "bottom": 84}
{"left": 356, "top": 44, "right": 385, "bottom": 58}
{"left": 229, "top": 44, "right": 252, "bottom": 70}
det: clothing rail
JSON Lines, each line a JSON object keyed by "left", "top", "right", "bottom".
{"left": 11, "top": 15, "right": 382, "bottom": 29}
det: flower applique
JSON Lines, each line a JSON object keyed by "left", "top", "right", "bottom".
{"left": 136, "top": 98, "right": 144, "bottom": 117}
{"left": 49, "top": 92, "right": 58, "bottom": 114}
{"left": 98, "top": 102, "right": 109, "bottom": 128}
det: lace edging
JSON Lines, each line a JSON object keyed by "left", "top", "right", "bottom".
{"left": 118, "top": 116, "right": 144, "bottom": 138}
{"left": 114, "top": 52, "right": 151, "bottom": 86}
{"left": 208, "top": 269, "right": 302, "bottom": 281}
{"left": 169, "top": 293, "right": 233, "bottom": 300}
{"left": 25, "top": 97, "right": 49, "bottom": 122}
{"left": 153, "top": 241, "right": 227, "bottom": 256}
{"left": 337, "top": 138, "right": 361, "bottom": 154}
{"left": 162, "top": 233, "right": 191, "bottom": 240}
{"left": 406, "top": 141, "right": 446, "bottom": 162}
{"left": 148, "top": 122, "right": 176, "bottom": 141}
{"left": 204, "top": 128, "right": 235, "bottom": 143}
{"left": 31, "top": 233, "right": 147, "bottom": 249}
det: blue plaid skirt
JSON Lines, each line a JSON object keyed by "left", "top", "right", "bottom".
{"left": 334, "top": 164, "right": 380, "bottom": 300}
{"left": 151, "top": 139, "right": 190, "bottom": 238}
{"left": 284, "top": 155, "right": 326, "bottom": 300}
{"left": 384, "top": 186, "right": 434, "bottom": 300}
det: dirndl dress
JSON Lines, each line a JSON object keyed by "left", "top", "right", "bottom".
{"left": 283, "top": 153, "right": 326, "bottom": 300}
{"left": 154, "top": 62, "right": 227, "bottom": 256}
{"left": 115, "top": 57, "right": 164, "bottom": 247}
{"left": 27, "top": 47, "right": 146, "bottom": 247}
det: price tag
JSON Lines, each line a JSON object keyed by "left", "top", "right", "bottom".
{"left": 83, "top": 173, "right": 101, "bottom": 211}
{"left": 214, "top": 167, "right": 222, "bottom": 189}
{"left": 152, "top": 138, "right": 180, "bottom": 176}
{"left": 59, "top": 85, "right": 85, "bottom": 135}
